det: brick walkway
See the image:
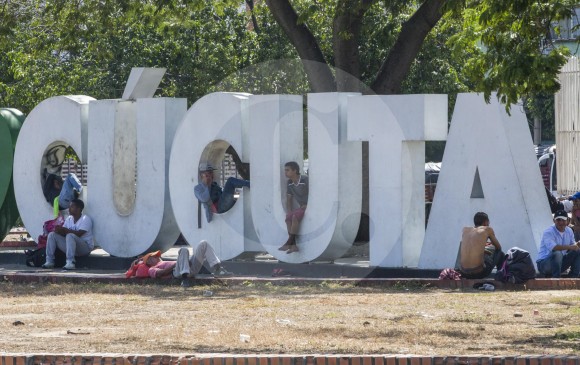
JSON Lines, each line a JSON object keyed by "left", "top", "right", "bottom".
{"left": 2, "top": 354, "right": 580, "bottom": 365}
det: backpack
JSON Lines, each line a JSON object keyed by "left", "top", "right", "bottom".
{"left": 24, "top": 247, "right": 66, "bottom": 267}
{"left": 36, "top": 216, "right": 65, "bottom": 249}
{"left": 494, "top": 247, "right": 536, "bottom": 284}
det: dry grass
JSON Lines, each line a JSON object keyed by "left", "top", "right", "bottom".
{"left": 0, "top": 281, "right": 579, "bottom": 355}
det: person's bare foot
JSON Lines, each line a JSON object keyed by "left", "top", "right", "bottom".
{"left": 278, "top": 243, "right": 290, "bottom": 251}
{"left": 286, "top": 245, "right": 299, "bottom": 253}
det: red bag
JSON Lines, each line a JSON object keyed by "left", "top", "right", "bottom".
{"left": 37, "top": 235, "right": 48, "bottom": 249}
{"left": 43, "top": 216, "right": 64, "bottom": 235}
{"left": 36, "top": 215, "right": 64, "bottom": 249}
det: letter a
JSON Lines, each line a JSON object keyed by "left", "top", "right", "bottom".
{"left": 419, "top": 93, "right": 552, "bottom": 269}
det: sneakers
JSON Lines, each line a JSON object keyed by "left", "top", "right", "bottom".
{"left": 41, "top": 262, "right": 54, "bottom": 269}
{"left": 180, "top": 279, "right": 191, "bottom": 287}
{"left": 214, "top": 267, "right": 234, "bottom": 277}
{"left": 63, "top": 262, "right": 76, "bottom": 270}
{"left": 478, "top": 283, "right": 495, "bottom": 291}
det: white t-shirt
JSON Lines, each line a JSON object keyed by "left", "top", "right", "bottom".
{"left": 64, "top": 214, "right": 94, "bottom": 248}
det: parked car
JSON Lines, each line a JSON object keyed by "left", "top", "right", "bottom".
{"left": 425, "top": 162, "right": 441, "bottom": 225}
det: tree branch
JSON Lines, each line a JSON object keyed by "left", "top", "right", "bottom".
{"left": 245, "top": 0, "right": 260, "bottom": 34}
{"left": 265, "top": 0, "right": 336, "bottom": 92}
{"left": 371, "top": 0, "right": 446, "bottom": 94}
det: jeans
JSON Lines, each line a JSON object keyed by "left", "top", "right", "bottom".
{"left": 59, "top": 173, "right": 82, "bottom": 209}
{"left": 217, "top": 177, "right": 250, "bottom": 213}
{"left": 536, "top": 250, "right": 580, "bottom": 278}
{"left": 172, "top": 241, "right": 221, "bottom": 277}
{"left": 460, "top": 248, "right": 505, "bottom": 279}
{"left": 46, "top": 231, "right": 93, "bottom": 264}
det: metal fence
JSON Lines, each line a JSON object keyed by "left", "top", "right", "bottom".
{"left": 555, "top": 56, "right": 580, "bottom": 195}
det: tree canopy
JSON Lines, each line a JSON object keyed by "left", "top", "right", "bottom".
{"left": 264, "top": 0, "right": 575, "bottom": 108}
{"left": 0, "top": 0, "right": 576, "bottom": 113}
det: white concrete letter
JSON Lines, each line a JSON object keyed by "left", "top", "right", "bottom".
{"left": 419, "top": 93, "right": 552, "bottom": 269}
{"left": 88, "top": 98, "right": 185, "bottom": 257}
{"left": 13, "top": 96, "right": 94, "bottom": 240}
{"left": 249, "top": 93, "right": 362, "bottom": 263}
{"left": 169, "top": 92, "right": 259, "bottom": 260}
{"left": 347, "top": 95, "right": 447, "bottom": 267}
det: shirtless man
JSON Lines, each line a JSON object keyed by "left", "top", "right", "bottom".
{"left": 459, "top": 212, "right": 505, "bottom": 279}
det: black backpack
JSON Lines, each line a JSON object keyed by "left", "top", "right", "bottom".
{"left": 25, "top": 248, "right": 66, "bottom": 268}
{"left": 494, "top": 247, "right": 536, "bottom": 284}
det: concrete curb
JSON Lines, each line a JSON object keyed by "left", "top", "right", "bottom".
{"left": 0, "top": 268, "right": 578, "bottom": 290}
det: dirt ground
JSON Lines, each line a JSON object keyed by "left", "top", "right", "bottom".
{"left": 0, "top": 281, "right": 578, "bottom": 355}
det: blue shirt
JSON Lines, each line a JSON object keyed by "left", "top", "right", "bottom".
{"left": 537, "top": 225, "right": 575, "bottom": 261}
{"left": 194, "top": 182, "right": 222, "bottom": 223}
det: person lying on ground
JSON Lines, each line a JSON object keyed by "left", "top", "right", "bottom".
{"left": 126, "top": 240, "right": 233, "bottom": 286}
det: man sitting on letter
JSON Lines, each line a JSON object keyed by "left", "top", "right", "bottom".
{"left": 194, "top": 162, "right": 250, "bottom": 223}
{"left": 278, "top": 161, "right": 308, "bottom": 254}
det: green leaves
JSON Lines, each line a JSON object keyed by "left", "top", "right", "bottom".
{"left": 296, "top": 4, "right": 320, "bottom": 25}
{"left": 0, "top": 0, "right": 266, "bottom": 112}
{"left": 0, "top": 0, "right": 577, "bottom": 116}
{"left": 446, "top": 0, "right": 576, "bottom": 111}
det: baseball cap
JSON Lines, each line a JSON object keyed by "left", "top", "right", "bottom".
{"left": 554, "top": 210, "right": 569, "bottom": 220}
{"left": 141, "top": 250, "right": 161, "bottom": 266}
{"left": 199, "top": 163, "right": 215, "bottom": 172}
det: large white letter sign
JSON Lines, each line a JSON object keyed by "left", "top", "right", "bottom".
{"left": 13, "top": 96, "right": 94, "bottom": 240}
{"left": 169, "top": 92, "right": 260, "bottom": 260}
{"left": 419, "top": 93, "right": 552, "bottom": 269}
{"left": 348, "top": 95, "right": 447, "bottom": 267}
{"left": 248, "top": 94, "right": 305, "bottom": 260}
{"left": 249, "top": 93, "right": 362, "bottom": 263}
{"left": 88, "top": 97, "right": 185, "bottom": 257}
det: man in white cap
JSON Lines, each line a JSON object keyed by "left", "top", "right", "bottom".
{"left": 194, "top": 163, "right": 250, "bottom": 223}
{"left": 536, "top": 209, "right": 580, "bottom": 278}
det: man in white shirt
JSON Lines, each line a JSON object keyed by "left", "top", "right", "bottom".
{"left": 42, "top": 199, "right": 94, "bottom": 270}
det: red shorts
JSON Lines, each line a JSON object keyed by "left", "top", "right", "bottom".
{"left": 286, "top": 207, "right": 306, "bottom": 222}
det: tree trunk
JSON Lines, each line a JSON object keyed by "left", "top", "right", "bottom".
{"left": 245, "top": 0, "right": 260, "bottom": 34}
{"left": 333, "top": 0, "right": 375, "bottom": 92}
{"left": 371, "top": 0, "right": 446, "bottom": 94}
{"left": 265, "top": 0, "right": 336, "bottom": 92}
